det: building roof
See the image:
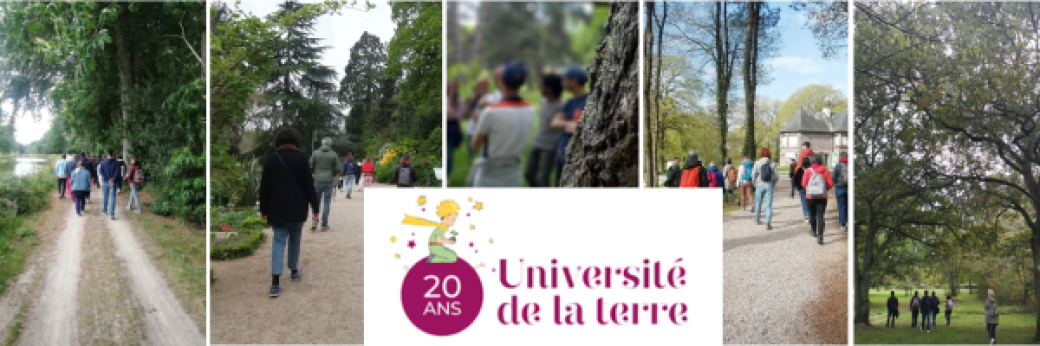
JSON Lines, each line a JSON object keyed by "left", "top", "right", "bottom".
{"left": 780, "top": 107, "right": 848, "bottom": 134}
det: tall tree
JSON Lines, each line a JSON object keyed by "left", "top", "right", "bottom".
{"left": 339, "top": 31, "right": 386, "bottom": 141}
{"left": 643, "top": 2, "right": 656, "bottom": 187}
{"left": 559, "top": 2, "right": 638, "bottom": 187}
{"left": 741, "top": 3, "right": 761, "bottom": 159}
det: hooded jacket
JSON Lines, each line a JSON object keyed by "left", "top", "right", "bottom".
{"left": 706, "top": 166, "right": 724, "bottom": 188}
{"left": 665, "top": 163, "right": 682, "bottom": 188}
{"left": 309, "top": 146, "right": 342, "bottom": 183}
{"left": 679, "top": 155, "right": 708, "bottom": 188}
{"left": 99, "top": 157, "right": 122, "bottom": 184}
{"left": 984, "top": 297, "right": 999, "bottom": 324}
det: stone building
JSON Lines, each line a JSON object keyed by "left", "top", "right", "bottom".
{"left": 778, "top": 107, "right": 848, "bottom": 166}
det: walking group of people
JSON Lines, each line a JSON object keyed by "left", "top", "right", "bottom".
{"left": 53, "top": 150, "right": 145, "bottom": 218}
{"left": 662, "top": 141, "right": 848, "bottom": 245}
{"left": 885, "top": 289, "right": 1001, "bottom": 344}
{"left": 257, "top": 128, "right": 390, "bottom": 297}
{"left": 446, "top": 61, "right": 589, "bottom": 187}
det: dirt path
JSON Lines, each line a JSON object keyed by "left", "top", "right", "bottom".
{"left": 6, "top": 186, "right": 204, "bottom": 346}
{"left": 723, "top": 176, "right": 849, "bottom": 344}
{"left": 210, "top": 183, "right": 384, "bottom": 344}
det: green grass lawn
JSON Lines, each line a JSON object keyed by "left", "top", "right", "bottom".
{"left": 856, "top": 289, "right": 1036, "bottom": 344}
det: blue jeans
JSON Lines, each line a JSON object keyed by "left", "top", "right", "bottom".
{"left": 314, "top": 182, "right": 333, "bottom": 226}
{"left": 932, "top": 312, "right": 938, "bottom": 327}
{"left": 922, "top": 312, "right": 931, "bottom": 331}
{"left": 344, "top": 175, "right": 355, "bottom": 195}
{"left": 271, "top": 223, "right": 303, "bottom": 276}
{"left": 73, "top": 191, "right": 87, "bottom": 215}
{"left": 102, "top": 181, "right": 117, "bottom": 215}
{"left": 797, "top": 188, "right": 809, "bottom": 218}
{"left": 754, "top": 184, "right": 774, "bottom": 225}
{"left": 126, "top": 184, "right": 141, "bottom": 213}
{"left": 987, "top": 323, "right": 997, "bottom": 339}
{"left": 836, "top": 186, "right": 848, "bottom": 224}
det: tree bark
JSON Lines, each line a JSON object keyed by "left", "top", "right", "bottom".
{"left": 653, "top": 3, "right": 666, "bottom": 186}
{"left": 742, "top": 3, "right": 760, "bottom": 159}
{"left": 643, "top": 3, "right": 655, "bottom": 187}
{"left": 559, "top": 2, "right": 638, "bottom": 187}
{"left": 113, "top": 21, "right": 133, "bottom": 162}
{"left": 714, "top": 2, "right": 731, "bottom": 162}
{"left": 854, "top": 213, "right": 877, "bottom": 325}
{"left": 1033, "top": 233, "right": 1040, "bottom": 342}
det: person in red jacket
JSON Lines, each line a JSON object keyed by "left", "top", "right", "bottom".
{"left": 801, "top": 154, "right": 834, "bottom": 245}
{"left": 679, "top": 150, "right": 708, "bottom": 188}
{"left": 360, "top": 156, "right": 375, "bottom": 191}
{"left": 796, "top": 141, "right": 814, "bottom": 170}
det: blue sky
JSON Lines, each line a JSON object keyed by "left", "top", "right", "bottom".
{"left": 755, "top": 3, "right": 848, "bottom": 101}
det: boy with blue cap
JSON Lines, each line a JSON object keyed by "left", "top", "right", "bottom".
{"left": 469, "top": 62, "right": 536, "bottom": 187}
{"left": 551, "top": 66, "right": 589, "bottom": 186}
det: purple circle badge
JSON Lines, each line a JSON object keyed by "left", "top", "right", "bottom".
{"left": 401, "top": 257, "right": 483, "bottom": 336}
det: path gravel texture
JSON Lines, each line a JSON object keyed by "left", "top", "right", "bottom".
{"left": 10, "top": 186, "right": 204, "bottom": 346}
{"left": 210, "top": 184, "right": 379, "bottom": 344}
{"left": 723, "top": 175, "right": 849, "bottom": 344}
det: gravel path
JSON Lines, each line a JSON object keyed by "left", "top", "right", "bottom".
{"left": 723, "top": 176, "right": 849, "bottom": 344}
{"left": 210, "top": 184, "right": 381, "bottom": 344}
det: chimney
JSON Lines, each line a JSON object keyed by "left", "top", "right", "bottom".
{"left": 822, "top": 108, "right": 831, "bottom": 117}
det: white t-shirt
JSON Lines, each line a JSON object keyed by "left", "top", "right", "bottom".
{"left": 475, "top": 100, "right": 535, "bottom": 160}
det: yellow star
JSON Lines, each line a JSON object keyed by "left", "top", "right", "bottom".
{"left": 418, "top": 196, "right": 427, "bottom": 206}
{"left": 470, "top": 225, "right": 476, "bottom": 230}
{"left": 489, "top": 238, "right": 494, "bottom": 244}
{"left": 474, "top": 202, "right": 483, "bottom": 211}
{"left": 395, "top": 253, "right": 401, "bottom": 259}
{"left": 391, "top": 236, "right": 397, "bottom": 243}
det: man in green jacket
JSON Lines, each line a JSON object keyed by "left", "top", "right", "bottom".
{"left": 310, "top": 137, "right": 342, "bottom": 231}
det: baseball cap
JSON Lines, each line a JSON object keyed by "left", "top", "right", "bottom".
{"left": 500, "top": 61, "right": 527, "bottom": 89}
{"left": 563, "top": 66, "right": 588, "bottom": 85}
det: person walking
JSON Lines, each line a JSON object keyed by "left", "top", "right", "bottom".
{"left": 722, "top": 158, "right": 737, "bottom": 204}
{"left": 737, "top": 156, "right": 755, "bottom": 209}
{"left": 802, "top": 155, "right": 834, "bottom": 244}
{"left": 910, "top": 291, "right": 922, "bottom": 328}
{"left": 944, "top": 294, "right": 954, "bottom": 326}
{"left": 706, "top": 161, "right": 724, "bottom": 188}
{"left": 54, "top": 154, "right": 68, "bottom": 199}
{"left": 886, "top": 291, "right": 899, "bottom": 328}
{"left": 927, "top": 288, "right": 935, "bottom": 332}
{"left": 984, "top": 289, "right": 999, "bottom": 344}
{"left": 258, "top": 127, "right": 320, "bottom": 298}
{"left": 834, "top": 153, "right": 849, "bottom": 232}
{"left": 69, "top": 160, "right": 91, "bottom": 216}
{"left": 796, "top": 141, "right": 814, "bottom": 170}
{"left": 361, "top": 156, "right": 375, "bottom": 191}
{"left": 471, "top": 62, "right": 536, "bottom": 187}
{"left": 679, "top": 151, "right": 708, "bottom": 188}
{"left": 752, "top": 148, "right": 779, "bottom": 229}
{"left": 342, "top": 153, "right": 358, "bottom": 199}
{"left": 525, "top": 74, "right": 564, "bottom": 188}
{"left": 82, "top": 152, "right": 95, "bottom": 203}
{"left": 65, "top": 153, "right": 79, "bottom": 202}
{"left": 788, "top": 158, "right": 797, "bottom": 198}
{"left": 123, "top": 156, "right": 143, "bottom": 214}
{"left": 99, "top": 149, "right": 121, "bottom": 220}
{"left": 309, "top": 137, "right": 342, "bottom": 232}
{"left": 116, "top": 154, "right": 127, "bottom": 193}
{"left": 392, "top": 155, "right": 419, "bottom": 188}
{"left": 930, "top": 291, "right": 939, "bottom": 329}
{"left": 794, "top": 156, "right": 811, "bottom": 223}
{"left": 446, "top": 79, "right": 464, "bottom": 176}
{"left": 664, "top": 157, "right": 682, "bottom": 188}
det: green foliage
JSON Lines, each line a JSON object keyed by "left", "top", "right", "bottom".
{"left": 210, "top": 210, "right": 268, "bottom": 261}
{"left": 0, "top": 172, "right": 48, "bottom": 295}
{"left": 14, "top": 227, "right": 33, "bottom": 239}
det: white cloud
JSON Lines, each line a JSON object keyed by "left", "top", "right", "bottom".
{"left": 767, "top": 56, "right": 826, "bottom": 75}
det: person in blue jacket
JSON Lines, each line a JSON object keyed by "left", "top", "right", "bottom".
{"left": 54, "top": 154, "right": 68, "bottom": 199}
{"left": 69, "top": 160, "right": 92, "bottom": 216}
{"left": 98, "top": 149, "right": 123, "bottom": 220}
{"left": 341, "top": 153, "right": 359, "bottom": 199}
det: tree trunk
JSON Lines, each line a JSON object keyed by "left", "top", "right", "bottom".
{"left": 447, "top": 1, "right": 461, "bottom": 64}
{"left": 742, "top": 3, "right": 760, "bottom": 159}
{"left": 855, "top": 214, "right": 878, "bottom": 325}
{"left": 472, "top": 3, "right": 488, "bottom": 68}
{"left": 1032, "top": 232, "right": 1040, "bottom": 342}
{"left": 652, "top": 3, "right": 666, "bottom": 187}
{"left": 643, "top": 3, "right": 655, "bottom": 188}
{"left": 113, "top": 22, "right": 133, "bottom": 162}
{"left": 714, "top": 2, "right": 730, "bottom": 162}
{"left": 559, "top": 2, "right": 638, "bottom": 187}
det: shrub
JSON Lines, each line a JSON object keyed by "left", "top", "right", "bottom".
{"left": 14, "top": 227, "right": 33, "bottom": 238}
{"left": 210, "top": 229, "right": 266, "bottom": 261}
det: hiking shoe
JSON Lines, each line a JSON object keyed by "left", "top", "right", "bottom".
{"left": 347, "top": 195, "right": 351, "bottom": 199}
{"left": 767, "top": 224, "right": 773, "bottom": 230}
{"left": 321, "top": 225, "right": 329, "bottom": 232}
{"left": 311, "top": 223, "right": 318, "bottom": 231}
{"left": 111, "top": 215, "right": 116, "bottom": 220}
{"left": 804, "top": 218, "right": 809, "bottom": 223}
{"left": 270, "top": 286, "right": 282, "bottom": 297}
{"left": 818, "top": 238, "right": 824, "bottom": 245}
{"left": 291, "top": 269, "right": 303, "bottom": 282}
{"left": 127, "top": 205, "right": 131, "bottom": 210}
{"left": 755, "top": 219, "right": 761, "bottom": 225}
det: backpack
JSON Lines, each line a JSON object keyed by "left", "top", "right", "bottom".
{"left": 741, "top": 161, "right": 753, "bottom": 181}
{"left": 397, "top": 166, "right": 413, "bottom": 185}
{"left": 707, "top": 170, "right": 720, "bottom": 188}
{"left": 133, "top": 167, "right": 145, "bottom": 186}
{"left": 728, "top": 167, "right": 737, "bottom": 182}
{"left": 945, "top": 300, "right": 953, "bottom": 310}
{"left": 679, "top": 167, "right": 702, "bottom": 188}
{"left": 834, "top": 162, "right": 847, "bottom": 186}
{"left": 911, "top": 297, "right": 919, "bottom": 309}
{"left": 759, "top": 162, "right": 774, "bottom": 182}
{"left": 806, "top": 168, "right": 828, "bottom": 198}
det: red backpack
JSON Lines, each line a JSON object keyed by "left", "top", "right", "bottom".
{"left": 707, "top": 170, "right": 721, "bottom": 187}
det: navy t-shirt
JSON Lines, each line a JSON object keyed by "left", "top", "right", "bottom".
{"left": 556, "top": 94, "right": 588, "bottom": 152}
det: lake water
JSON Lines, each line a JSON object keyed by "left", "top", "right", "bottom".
{"left": 0, "top": 157, "right": 48, "bottom": 177}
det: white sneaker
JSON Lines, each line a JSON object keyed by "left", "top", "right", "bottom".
{"left": 127, "top": 205, "right": 131, "bottom": 210}
{"left": 991, "top": 339, "right": 995, "bottom": 345}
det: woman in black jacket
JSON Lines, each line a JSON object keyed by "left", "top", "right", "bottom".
{"left": 794, "top": 156, "right": 811, "bottom": 226}
{"left": 258, "top": 127, "right": 320, "bottom": 297}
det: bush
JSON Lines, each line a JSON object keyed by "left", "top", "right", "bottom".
{"left": 210, "top": 209, "right": 268, "bottom": 260}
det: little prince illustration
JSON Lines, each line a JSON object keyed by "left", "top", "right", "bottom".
{"left": 402, "top": 200, "right": 460, "bottom": 263}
